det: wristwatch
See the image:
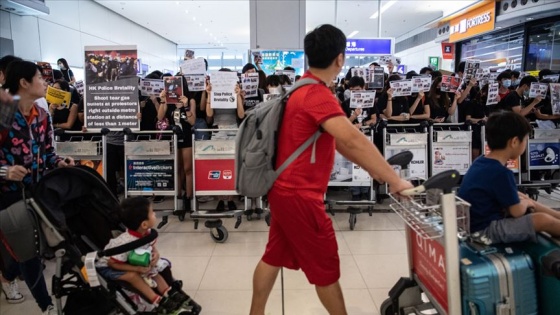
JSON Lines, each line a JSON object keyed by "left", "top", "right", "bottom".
{"left": 0, "top": 165, "right": 8, "bottom": 179}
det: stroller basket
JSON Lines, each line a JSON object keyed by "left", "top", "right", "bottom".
{"left": 389, "top": 190, "right": 470, "bottom": 240}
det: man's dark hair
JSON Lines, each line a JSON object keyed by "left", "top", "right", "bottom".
{"left": 266, "top": 74, "right": 281, "bottom": 87}
{"left": 519, "top": 75, "right": 538, "bottom": 88}
{"left": 497, "top": 71, "right": 512, "bottom": 81}
{"left": 3, "top": 60, "right": 42, "bottom": 95}
{"left": 486, "top": 111, "right": 531, "bottom": 151}
{"left": 284, "top": 66, "right": 295, "bottom": 71}
{"left": 348, "top": 76, "right": 365, "bottom": 88}
{"left": 120, "top": 197, "right": 151, "bottom": 230}
{"left": 456, "top": 61, "right": 466, "bottom": 74}
{"left": 405, "top": 71, "right": 418, "bottom": 80}
{"left": 431, "top": 71, "right": 442, "bottom": 80}
{"left": 242, "top": 63, "right": 257, "bottom": 74}
{"left": 539, "top": 69, "right": 554, "bottom": 81}
{"left": 145, "top": 70, "right": 163, "bottom": 79}
{"left": 53, "top": 79, "right": 70, "bottom": 92}
{"left": 345, "top": 67, "right": 354, "bottom": 82}
{"left": 510, "top": 71, "right": 520, "bottom": 80}
{"left": 53, "top": 69, "right": 63, "bottom": 80}
{"left": 419, "top": 67, "right": 432, "bottom": 75}
{"left": 304, "top": 24, "right": 346, "bottom": 69}
{"left": 369, "top": 62, "right": 380, "bottom": 67}
{"left": 0, "top": 55, "right": 23, "bottom": 73}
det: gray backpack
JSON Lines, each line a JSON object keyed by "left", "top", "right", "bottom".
{"left": 235, "top": 78, "right": 322, "bottom": 198}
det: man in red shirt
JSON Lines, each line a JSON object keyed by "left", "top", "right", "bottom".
{"left": 249, "top": 25, "right": 413, "bottom": 315}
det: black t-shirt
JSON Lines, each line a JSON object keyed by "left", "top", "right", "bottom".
{"left": 428, "top": 97, "right": 449, "bottom": 120}
{"left": 140, "top": 98, "right": 158, "bottom": 131}
{"left": 407, "top": 95, "right": 425, "bottom": 116}
{"left": 340, "top": 99, "right": 378, "bottom": 122}
{"left": 52, "top": 103, "right": 80, "bottom": 131}
{"left": 243, "top": 89, "right": 264, "bottom": 111}
{"left": 165, "top": 104, "right": 193, "bottom": 137}
{"left": 496, "top": 91, "right": 522, "bottom": 112}
{"left": 386, "top": 96, "right": 409, "bottom": 118}
{"left": 465, "top": 99, "right": 488, "bottom": 119}
{"left": 188, "top": 91, "right": 206, "bottom": 121}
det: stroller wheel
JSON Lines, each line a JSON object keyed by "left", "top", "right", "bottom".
{"left": 210, "top": 226, "right": 228, "bottom": 243}
{"left": 380, "top": 298, "right": 395, "bottom": 315}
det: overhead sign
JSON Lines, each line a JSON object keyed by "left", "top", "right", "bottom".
{"left": 441, "top": 43, "right": 454, "bottom": 60}
{"left": 429, "top": 56, "right": 440, "bottom": 70}
{"left": 449, "top": 2, "right": 496, "bottom": 43}
{"left": 345, "top": 38, "right": 394, "bottom": 55}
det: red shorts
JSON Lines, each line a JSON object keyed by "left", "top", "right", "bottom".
{"left": 262, "top": 186, "right": 340, "bottom": 286}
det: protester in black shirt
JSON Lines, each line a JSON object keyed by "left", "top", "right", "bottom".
{"left": 465, "top": 84, "right": 489, "bottom": 159}
{"left": 495, "top": 76, "right": 542, "bottom": 116}
{"left": 427, "top": 76, "right": 459, "bottom": 122}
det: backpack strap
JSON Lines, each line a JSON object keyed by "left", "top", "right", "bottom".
{"left": 275, "top": 130, "right": 321, "bottom": 176}
{"left": 99, "top": 229, "right": 159, "bottom": 258}
{"left": 281, "top": 78, "right": 320, "bottom": 100}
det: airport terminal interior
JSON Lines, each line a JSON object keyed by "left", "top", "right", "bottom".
{"left": 1, "top": 0, "right": 560, "bottom": 314}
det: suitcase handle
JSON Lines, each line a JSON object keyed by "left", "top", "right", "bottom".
{"left": 464, "top": 241, "right": 498, "bottom": 255}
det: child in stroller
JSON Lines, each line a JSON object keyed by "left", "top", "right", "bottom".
{"left": 96, "top": 197, "right": 189, "bottom": 313}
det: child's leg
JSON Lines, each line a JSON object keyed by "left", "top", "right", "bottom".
{"left": 119, "top": 271, "right": 161, "bottom": 304}
{"left": 531, "top": 213, "right": 560, "bottom": 237}
{"left": 533, "top": 201, "right": 560, "bottom": 220}
{"left": 153, "top": 274, "right": 170, "bottom": 296}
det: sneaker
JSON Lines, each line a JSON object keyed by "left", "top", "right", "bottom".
{"left": 197, "top": 196, "right": 214, "bottom": 203}
{"left": 351, "top": 194, "right": 360, "bottom": 201}
{"left": 216, "top": 200, "right": 225, "bottom": 211}
{"left": 42, "top": 305, "right": 57, "bottom": 315}
{"left": 153, "top": 196, "right": 165, "bottom": 203}
{"left": 227, "top": 201, "right": 237, "bottom": 211}
{"left": 1, "top": 280, "right": 24, "bottom": 304}
{"left": 157, "top": 296, "right": 179, "bottom": 313}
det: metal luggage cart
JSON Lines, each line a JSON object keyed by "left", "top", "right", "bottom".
{"left": 54, "top": 129, "right": 108, "bottom": 180}
{"left": 325, "top": 126, "right": 375, "bottom": 230}
{"left": 429, "top": 122, "right": 472, "bottom": 177}
{"left": 191, "top": 128, "right": 243, "bottom": 243}
{"left": 379, "top": 121, "right": 429, "bottom": 201}
{"left": 380, "top": 170, "right": 470, "bottom": 315}
{"left": 123, "top": 129, "right": 180, "bottom": 229}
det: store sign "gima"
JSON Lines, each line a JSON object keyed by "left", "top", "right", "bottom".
{"left": 449, "top": 2, "right": 496, "bottom": 43}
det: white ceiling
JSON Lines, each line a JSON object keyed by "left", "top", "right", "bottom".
{"left": 95, "top": 0, "right": 480, "bottom": 49}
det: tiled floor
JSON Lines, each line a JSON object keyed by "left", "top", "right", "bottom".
{"left": 3, "top": 191, "right": 559, "bottom": 314}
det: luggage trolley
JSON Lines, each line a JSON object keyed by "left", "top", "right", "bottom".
{"left": 325, "top": 126, "right": 375, "bottom": 230}
{"left": 54, "top": 129, "right": 108, "bottom": 180}
{"left": 381, "top": 170, "right": 470, "bottom": 315}
{"left": 191, "top": 128, "right": 243, "bottom": 243}
{"left": 525, "top": 128, "right": 560, "bottom": 198}
{"left": 379, "top": 121, "right": 430, "bottom": 202}
{"left": 122, "top": 128, "right": 181, "bottom": 229}
{"left": 429, "top": 122, "right": 472, "bottom": 177}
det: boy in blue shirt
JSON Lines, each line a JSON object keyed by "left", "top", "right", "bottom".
{"left": 459, "top": 111, "right": 560, "bottom": 244}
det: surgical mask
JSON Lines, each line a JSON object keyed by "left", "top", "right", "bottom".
{"left": 344, "top": 89, "right": 351, "bottom": 100}
{"left": 502, "top": 79, "right": 511, "bottom": 88}
{"left": 58, "top": 64, "right": 65, "bottom": 70}
{"left": 512, "top": 79, "right": 520, "bottom": 87}
{"left": 523, "top": 89, "right": 530, "bottom": 98}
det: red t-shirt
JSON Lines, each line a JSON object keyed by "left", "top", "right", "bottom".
{"left": 273, "top": 71, "right": 345, "bottom": 193}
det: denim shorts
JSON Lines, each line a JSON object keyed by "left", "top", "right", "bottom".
{"left": 473, "top": 215, "right": 537, "bottom": 245}
{"left": 97, "top": 267, "right": 126, "bottom": 280}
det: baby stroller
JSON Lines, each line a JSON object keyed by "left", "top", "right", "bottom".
{"left": 0, "top": 166, "right": 201, "bottom": 314}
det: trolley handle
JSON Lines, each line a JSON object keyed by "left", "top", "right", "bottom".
{"left": 400, "top": 170, "right": 460, "bottom": 196}
{"left": 54, "top": 127, "right": 111, "bottom": 136}
{"left": 194, "top": 128, "right": 238, "bottom": 132}
{"left": 122, "top": 127, "right": 180, "bottom": 135}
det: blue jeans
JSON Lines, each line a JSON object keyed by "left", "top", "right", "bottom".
{"left": 1, "top": 253, "right": 52, "bottom": 311}
{"left": 194, "top": 118, "right": 211, "bottom": 140}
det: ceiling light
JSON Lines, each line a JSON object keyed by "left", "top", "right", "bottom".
{"left": 369, "top": 0, "right": 397, "bottom": 19}
{"left": 210, "top": 33, "right": 213, "bottom": 36}
{"left": 176, "top": 1, "right": 179, "bottom": 4}
{"left": 185, "top": 9, "right": 188, "bottom": 14}
{"left": 199, "top": 23, "right": 202, "bottom": 27}
{"left": 526, "top": 17, "right": 534, "bottom": 20}
{"left": 193, "top": 16, "right": 196, "bottom": 21}
{"left": 347, "top": 30, "right": 359, "bottom": 38}
{"left": 205, "top": 28, "right": 208, "bottom": 32}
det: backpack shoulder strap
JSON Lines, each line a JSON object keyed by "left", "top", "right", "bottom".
{"left": 275, "top": 130, "right": 322, "bottom": 176}
{"left": 281, "top": 78, "right": 320, "bottom": 100}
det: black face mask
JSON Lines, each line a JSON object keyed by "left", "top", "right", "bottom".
{"left": 437, "top": 89, "right": 446, "bottom": 95}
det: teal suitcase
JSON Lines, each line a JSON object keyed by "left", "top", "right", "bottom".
{"left": 514, "top": 234, "right": 560, "bottom": 315}
{"left": 460, "top": 242, "right": 538, "bottom": 315}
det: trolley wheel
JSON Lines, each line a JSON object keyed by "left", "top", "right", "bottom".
{"left": 178, "top": 214, "right": 185, "bottom": 221}
{"left": 349, "top": 214, "right": 357, "bottom": 230}
{"left": 380, "top": 298, "right": 395, "bottom": 315}
{"left": 265, "top": 213, "right": 271, "bottom": 226}
{"left": 247, "top": 214, "right": 253, "bottom": 221}
{"left": 210, "top": 226, "right": 228, "bottom": 243}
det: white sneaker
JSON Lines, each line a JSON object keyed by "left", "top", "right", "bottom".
{"left": 1, "top": 280, "right": 24, "bottom": 304}
{"left": 42, "top": 304, "right": 58, "bottom": 315}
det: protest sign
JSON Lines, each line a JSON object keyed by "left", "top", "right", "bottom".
{"left": 181, "top": 58, "right": 206, "bottom": 75}
{"left": 543, "top": 74, "right": 559, "bottom": 83}
{"left": 84, "top": 45, "right": 140, "bottom": 131}
{"left": 368, "top": 67, "right": 385, "bottom": 89}
{"left": 486, "top": 82, "right": 499, "bottom": 106}
{"left": 140, "top": 78, "right": 164, "bottom": 97}
{"left": 241, "top": 73, "right": 259, "bottom": 98}
{"left": 75, "top": 80, "right": 84, "bottom": 95}
{"left": 390, "top": 80, "right": 412, "bottom": 97}
{"left": 463, "top": 59, "right": 483, "bottom": 80}
{"left": 210, "top": 71, "right": 238, "bottom": 109}
{"left": 550, "top": 83, "right": 560, "bottom": 115}
{"left": 351, "top": 68, "right": 369, "bottom": 82}
{"left": 185, "top": 74, "right": 206, "bottom": 92}
{"left": 164, "top": 76, "right": 183, "bottom": 104}
{"left": 275, "top": 69, "right": 296, "bottom": 85}
{"left": 37, "top": 62, "right": 53, "bottom": 84}
{"left": 529, "top": 82, "right": 548, "bottom": 98}
{"left": 441, "top": 75, "right": 461, "bottom": 93}
{"left": 350, "top": 90, "right": 376, "bottom": 108}
{"left": 184, "top": 49, "right": 195, "bottom": 60}
{"left": 46, "top": 86, "right": 71, "bottom": 106}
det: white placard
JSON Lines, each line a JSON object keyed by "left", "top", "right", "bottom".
{"left": 368, "top": 67, "right": 385, "bottom": 89}
{"left": 463, "top": 59, "right": 482, "bottom": 80}
{"left": 432, "top": 145, "right": 471, "bottom": 175}
{"left": 181, "top": 58, "right": 206, "bottom": 75}
{"left": 411, "top": 76, "right": 430, "bottom": 93}
{"left": 75, "top": 80, "right": 84, "bottom": 94}
{"left": 529, "top": 82, "right": 549, "bottom": 98}
{"left": 389, "top": 80, "right": 412, "bottom": 97}
{"left": 140, "top": 78, "right": 164, "bottom": 97}
{"left": 486, "top": 82, "right": 499, "bottom": 106}
{"left": 551, "top": 83, "right": 560, "bottom": 115}
{"left": 291, "top": 58, "right": 304, "bottom": 68}
{"left": 241, "top": 73, "right": 259, "bottom": 98}
{"left": 210, "top": 71, "right": 238, "bottom": 109}
{"left": 185, "top": 74, "right": 206, "bottom": 92}
{"left": 350, "top": 90, "right": 376, "bottom": 108}
{"left": 543, "top": 74, "right": 559, "bottom": 83}
{"left": 351, "top": 68, "right": 369, "bottom": 83}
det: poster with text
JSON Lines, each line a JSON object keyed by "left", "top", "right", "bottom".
{"left": 46, "top": 86, "right": 71, "bottom": 106}
{"left": 180, "top": 58, "right": 206, "bottom": 75}
{"left": 84, "top": 45, "right": 139, "bottom": 131}
{"left": 164, "top": 76, "right": 183, "bottom": 104}
{"left": 350, "top": 90, "right": 375, "bottom": 108}
{"left": 351, "top": 68, "right": 369, "bottom": 83}
{"left": 441, "top": 75, "right": 461, "bottom": 93}
{"left": 75, "top": 80, "right": 84, "bottom": 95}
{"left": 543, "top": 74, "right": 559, "bottom": 83}
{"left": 432, "top": 145, "right": 470, "bottom": 175}
{"left": 210, "top": 71, "right": 238, "bottom": 109}
{"left": 37, "top": 62, "right": 53, "bottom": 84}
{"left": 275, "top": 69, "right": 296, "bottom": 85}
{"left": 529, "top": 143, "right": 560, "bottom": 168}
{"left": 140, "top": 78, "right": 164, "bottom": 97}
{"left": 463, "top": 59, "right": 482, "bottom": 80}
{"left": 389, "top": 80, "right": 412, "bottom": 97}
{"left": 241, "top": 73, "right": 259, "bottom": 98}
{"left": 185, "top": 74, "right": 206, "bottom": 92}
{"left": 126, "top": 160, "right": 175, "bottom": 191}
{"left": 486, "top": 82, "right": 500, "bottom": 106}
{"left": 368, "top": 67, "right": 385, "bottom": 89}
{"left": 551, "top": 83, "right": 560, "bottom": 115}
{"left": 529, "top": 82, "right": 548, "bottom": 98}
